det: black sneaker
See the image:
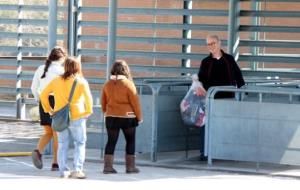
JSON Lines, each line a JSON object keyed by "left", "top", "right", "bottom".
{"left": 32, "top": 149, "right": 43, "bottom": 169}
{"left": 51, "top": 163, "right": 59, "bottom": 171}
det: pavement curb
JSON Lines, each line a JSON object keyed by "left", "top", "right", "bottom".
{"left": 0, "top": 117, "right": 38, "bottom": 123}
{"left": 0, "top": 152, "right": 32, "bottom": 157}
{"left": 85, "top": 158, "right": 300, "bottom": 180}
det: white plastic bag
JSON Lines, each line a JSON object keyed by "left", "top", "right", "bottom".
{"left": 180, "top": 74, "right": 205, "bottom": 127}
{"left": 29, "top": 106, "right": 40, "bottom": 121}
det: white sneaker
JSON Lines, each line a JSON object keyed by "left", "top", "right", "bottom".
{"left": 60, "top": 171, "right": 71, "bottom": 178}
{"left": 70, "top": 171, "right": 86, "bottom": 179}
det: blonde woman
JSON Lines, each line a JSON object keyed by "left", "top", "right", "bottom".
{"left": 40, "top": 57, "right": 93, "bottom": 179}
{"left": 31, "top": 46, "right": 67, "bottom": 171}
{"left": 101, "top": 60, "right": 142, "bottom": 174}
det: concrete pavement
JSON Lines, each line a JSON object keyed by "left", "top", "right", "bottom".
{"left": 1, "top": 118, "right": 300, "bottom": 189}
{"left": 1, "top": 155, "right": 300, "bottom": 190}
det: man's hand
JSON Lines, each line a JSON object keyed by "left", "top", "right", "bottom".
{"left": 195, "top": 86, "right": 207, "bottom": 97}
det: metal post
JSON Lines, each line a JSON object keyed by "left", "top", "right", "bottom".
{"left": 45, "top": 0, "right": 58, "bottom": 155}
{"left": 250, "top": 1, "right": 261, "bottom": 70}
{"left": 76, "top": 0, "right": 82, "bottom": 59}
{"left": 150, "top": 84, "right": 161, "bottom": 162}
{"left": 67, "top": 0, "right": 76, "bottom": 56}
{"left": 228, "top": 0, "right": 240, "bottom": 58}
{"left": 181, "top": 0, "right": 192, "bottom": 71}
{"left": 256, "top": 92, "right": 263, "bottom": 171}
{"left": 16, "top": 0, "right": 25, "bottom": 119}
{"left": 48, "top": 0, "right": 57, "bottom": 50}
{"left": 206, "top": 89, "right": 213, "bottom": 166}
{"left": 106, "top": 0, "right": 118, "bottom": 80}
{"left": 152, "top": 0, "right": 158, "bottom": 77}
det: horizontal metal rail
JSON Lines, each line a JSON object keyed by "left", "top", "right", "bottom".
{"left": 239, "top": 40, "right": 300, "bottom": 48}
{"left": 0, "top": 87, "right": 16, "bottom": 94}
{"left": 0, "top": 18, "right": 66, "bottom": 26}
{"left": 0, "top": 32, "right": 65, "bottom": 40}
{"left": 78, "top": 7, "right": 228, "bottom": 16}
{"left": 239, "top": 55, "right": 300, "bottom": 63}
{"left": 239, "top": 0, "right": 300, "bottom": 2}
{"left": 240, "top": 25, "right": 300, "bottom": 33}
{"left": 0, "top": 46, "right": 47, "bottom": 54}
{"left": 0, "top": 4, "right": 66, "bottom": 11}
{"left": 242, "top": 70, "right": 300, "bottom": 79}
{"left": 78, "top": 21, "right": 228, "bottom": 31}
{"left": 78, "top": 49, "right": 206, "bottom": 60}
{"left": 78, "top": 35, "right": 210, "bottom": 46}
{"left": 0, "top": 59, "right": 16, "bottom": 66}
{"left": 79, "top": 63, "right": 199, "bottom": 73}
{"left": 0, "top": 70, "right": 16, "bottom": 80}
{"left": 207, "top": 86, "right": 300, "bottom": 98}
{"left": 240, "top": 10, "right": 300, "bottom": 17}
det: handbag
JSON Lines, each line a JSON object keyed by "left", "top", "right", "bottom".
{"left": 51, "top": 79, "right": 78, "bottom": 132}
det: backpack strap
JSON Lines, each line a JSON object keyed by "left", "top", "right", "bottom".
{"left": 68, "top": 78, "right": 78, "bottom": 103}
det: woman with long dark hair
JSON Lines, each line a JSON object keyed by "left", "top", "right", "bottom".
{"left": 31, "top": 46, "right": 67, "bottom": 171}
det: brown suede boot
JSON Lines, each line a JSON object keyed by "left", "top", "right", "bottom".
{"left": 125, "top": 155, "right": 140, "bottom": 174}
{"left": 103, "top": 154, "right": 117, "bottom": 174}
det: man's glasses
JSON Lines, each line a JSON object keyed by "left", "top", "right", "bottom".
{"left": 206, "top": 41, "right": 217, "bottom": 46}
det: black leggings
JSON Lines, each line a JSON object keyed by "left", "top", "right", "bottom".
{"left": 105, "top": 127, "right": 136, "bottom": 155}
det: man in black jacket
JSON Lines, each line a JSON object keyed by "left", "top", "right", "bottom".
{"left": 196, "top": 34, "right": 245, "bottom": 161}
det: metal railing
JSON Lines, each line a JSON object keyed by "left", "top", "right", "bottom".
{"left": 206, "top": 85, "right": 300, "bottom": 166}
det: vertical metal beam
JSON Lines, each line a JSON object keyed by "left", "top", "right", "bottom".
{"left": 206, "top": 92, "right": 212, "bottom": 166}
{"left": 106, "top": 0, "right": 118, "bottom": 80}
{"left": 67, "top": 0, "right": 76, "bottom": 56}
{"left": 76, "top": 0, "right": 82, "bottom": 59}
{"left": 228, "top": 0, "right": 240, "bottom": 59}
{"left": 181, "top": 0, "right": 192, "bottom": 71}
{"left": 48, "top": 0, "right": 57, "bottom": 51}
{"left": 16, "top": 0, "right": 25, "bottom": 119}
{"left": 152, "top": 0, "right": 158, "bottom": 77}
{"left": 149, "top": 84, "right": 161, "bottom": 162}
{"left": 250, "top": 1, "right": 261, "bottom": 70}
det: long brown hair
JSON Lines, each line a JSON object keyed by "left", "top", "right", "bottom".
{"left": 110, "top": 60, "right": 132, "bottom": 80}
{"left": 61, "top": 57, "right": 81, "bottom": 80}
{"left": 41, "top": 46, "right": 67, "bottom": 79}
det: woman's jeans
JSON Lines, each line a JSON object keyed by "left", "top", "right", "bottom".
{"left": 57, "top": 118, "right": 87, "bottom": 175}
